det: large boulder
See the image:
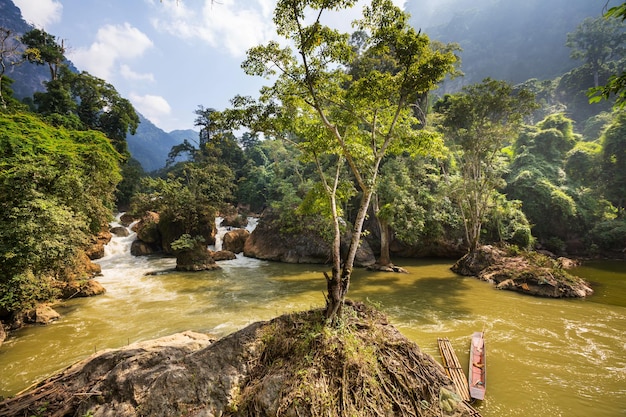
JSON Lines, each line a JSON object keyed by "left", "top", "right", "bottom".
{"left": 244, "top": 213, "right": 375, "bottom": 266}
{"left": 85, "top": 231, "right": 112, "bottom": 260}
{"left": 133, "top": 212, "right": 161, "bottom": 244}
{"left": 20, "top": 304, "right": 60, "bottom": 325}
{"left": 223, "top": 229, "right": 250, "bottom": 253}
{"left": 175, "top": 245, "right": 221, "bottom": 272}
{"left": 0, "top": 304, "right": 474, "bottom": 417}
{"left": 130, "top": 239, "right": 160, "bottom": 256}
{"left": 58, "top": 280, "right": 106, "bottom": 299}
{"left": 110, "top": 226, "right": 130, "bottom": 237}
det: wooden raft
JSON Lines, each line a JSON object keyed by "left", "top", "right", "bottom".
{"left": 437, "top": 337, "right": 470, "bottom": 402}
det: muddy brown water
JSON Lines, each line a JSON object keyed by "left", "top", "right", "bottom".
{"left": 0, "top": 220, "right": 624, "bottom": 417}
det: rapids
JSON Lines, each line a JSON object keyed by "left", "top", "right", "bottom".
{"left": 0, "top": 216, "right": 624, "bottom": 417}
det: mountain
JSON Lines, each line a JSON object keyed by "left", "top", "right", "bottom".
{"left": 406, "top": 0, "right": 617, "bottom": 90}
{"left": 126, "top": 114, "right": 196, "bottom": 172}
{"left": 0, "top": 0, "right": 50, "bottom": 98}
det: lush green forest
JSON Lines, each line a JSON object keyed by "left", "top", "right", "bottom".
{"left": 1, "top": 0, "right": 626, "bottom": 323}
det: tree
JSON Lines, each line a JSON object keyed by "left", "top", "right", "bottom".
{"left": 240, "top": 0, "right": 457, "bottom": 322}
{"left": 566, "top": 15, "right": 626, "bottom": 88}
{"left": 33, "top": 67, "right": 139, "bottom": 155}
{"left": 435, "top": 79, "right": 537, "bottom": 254}
{"left": 589, "top": 2, "right": 626, "bottom": 107}
{"left": 600, "top": 111, "right": 626, "bottom": 212}
{"left": 21, "top": 28, "right": 65, "bottom": 81}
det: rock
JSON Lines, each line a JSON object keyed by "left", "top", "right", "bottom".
{"left": 85, "top": 231, "right": 112, "bottom": 260}
{"left": 77, "top": 280, "right": 106, "bottom": 297}
{"left": 0, "top": 305, "right": 473, "bottom": 417}
{"left": 244, "top": 212, "right": 376, "bottom": 266}
{"left": 119, "top": 212, "right": 135, "bottom": 227}
{"left": 22, "top": 304, "right": 60, "bottom": 325}
{"left": 451, "top": 245, "right": 593, "bottom": 298}
{"left": 223, "top": 229, "right": 250, "bottom": 253}
{"left": 220, "top": 213, "right": 248, "bottom": 228}
{"left": 367, "top": 263, "right": 409, "bottom": 273}
{"left": 0, "top": 323, "right": 6, "bottom": 347}
{"left": 57, "top": 280, "right": 105, "bottom": 299}
{"left": 131, "top": 239, "right": 160, "bottom": 256}
{"left": 210, "top": 250, "right": 237, "bottom": 261}
{"left": 110, "top": 226, "right": 129, "bottom": 237}
{"left": 133, "top": 211, "right": 161, "bottom": 244}
{"left": 350, "top": 238, "right": 376, "bottom": 267}
{"left": 175, "top": 248, "right": 221, "bottom": 272}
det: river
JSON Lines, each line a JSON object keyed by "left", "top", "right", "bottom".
{"left": 0, "top": 218, "right": 625, "bottom": 417}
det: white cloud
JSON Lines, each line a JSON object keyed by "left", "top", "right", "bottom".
{"left": 129, "top": 93, "right": 172, "bottom": 126}
{"left": 13, "top": 0, "right": 62, "bottom": 27}
{"left": 120, "top": 64, "right": 155, "bottom": 82}
{"left": 152, "top": 0, "right": 275, "bottom": 57}
{"left": 68, "top": 23, "right": 154, "bottom": 81}
{"left": 151, "top": 0, "right": 410, "bottom": 57}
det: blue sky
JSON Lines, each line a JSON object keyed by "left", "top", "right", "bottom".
{"left": 11, "top": 0, "right": 405, "bottom": 132}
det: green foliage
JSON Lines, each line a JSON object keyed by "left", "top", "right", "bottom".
{"left": 21, "top": 28, "right": 65, "bottom": 80}
{"left": 170, "top": 234, "right": 205, "bottom": 252}
{"left": 600, "top": 110, "right": 626, "bottom": 210}
{"left": 435, "top": 78, "right": 537, "bottom": 252}
{"left": 566, "top": 16, "right": 626, "bottom": 73}
{"left": 0, "top": 112, "right": 121, "bottom": 314}
{"left": 0, "top": 270, "right": 58, "bottom": 314}
{"left": 590, "top": 218, "right": 626, "bottom": 251}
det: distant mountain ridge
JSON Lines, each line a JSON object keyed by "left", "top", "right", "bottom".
{"left": 127, "top": 114, "right": 197, "bottom": 172}
{"left": 1, "top": 0, "right": 188, "bottom": 172}
{"left": 406, "top": 0, "right": 614, "bottom": 90}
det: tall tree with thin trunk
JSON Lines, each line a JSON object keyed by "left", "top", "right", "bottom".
{"left": 241, "top": 0, "right": 457, "bottom": 322}
{"left": 435, "top": 79, "right": 537, "bottom": 256}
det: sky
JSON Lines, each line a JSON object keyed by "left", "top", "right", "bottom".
{"left": 11, "top": 0, "right": 406, "bottom": 133}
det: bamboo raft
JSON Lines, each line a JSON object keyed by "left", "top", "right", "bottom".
{"left": 437, "top": 337, "right": 483, "bottom": 417}
{"left": 438, "top": 337, "right": 470, "bottom": 402}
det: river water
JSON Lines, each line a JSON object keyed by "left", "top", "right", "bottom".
{"left": 0, "top": 219, "right": 625, "bottom": 417}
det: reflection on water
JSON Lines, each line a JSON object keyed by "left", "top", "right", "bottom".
{"left": 0, "top": 223, "right": 625, "bottom": 417}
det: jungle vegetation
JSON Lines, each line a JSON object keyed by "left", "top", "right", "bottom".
{"left": 1, "top": 1, "right": 625, "bottom": 320}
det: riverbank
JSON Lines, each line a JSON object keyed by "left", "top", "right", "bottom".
{"left": 0, "top": 302, "right": 474, "bottom": 417}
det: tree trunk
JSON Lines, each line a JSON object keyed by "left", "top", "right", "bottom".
{"left": 372, "top": 194, "right": 391, "bottom": 266}
{"left": 325, "top": 187, "right": 374, "bottom": 322}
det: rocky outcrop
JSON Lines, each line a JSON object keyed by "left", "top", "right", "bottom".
{"left": 244, "top": 214, "right": 375, "bottom": 266}
{"left": 133, "top": 211, "right": 161, "bottom": 245}
{"left": 119, "top": 212, "right": 135, "bottom": 227}
{"left": 220, "top": 213, "right": 249, "bottom": 228}
{"left": 451, "top": 245, "right": 593, "bottom": 298}
{"left": 110, "top": 226, "right": 129, "bottom": 237}
{"left": 130, "top": 239, "right": 160, "bottom": 256}
{"left": 57, "top": 279, "right": 106, "bottom": 299}
{"left": 131, "top": 211, "right": 216, "bottom": 256}
{"left": 222, "top": 229, "right": 250, "bottom": 253}
{"left": 389, "top": 238, "right": 466, "bottom": 259}
{"left": 14, "top": 304, "right": 61, "bottom": 326}
{"left": 209, "top": 250, "right": 237, "bottom": 261}
{"left": 0, "top": 305, "right": 473, "bottom": 417}
{"left": 175, "top": 247, "right": 221, "bottom": 272}
{"left": 85, "top": 231, "right": 113, "bottom": 260}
